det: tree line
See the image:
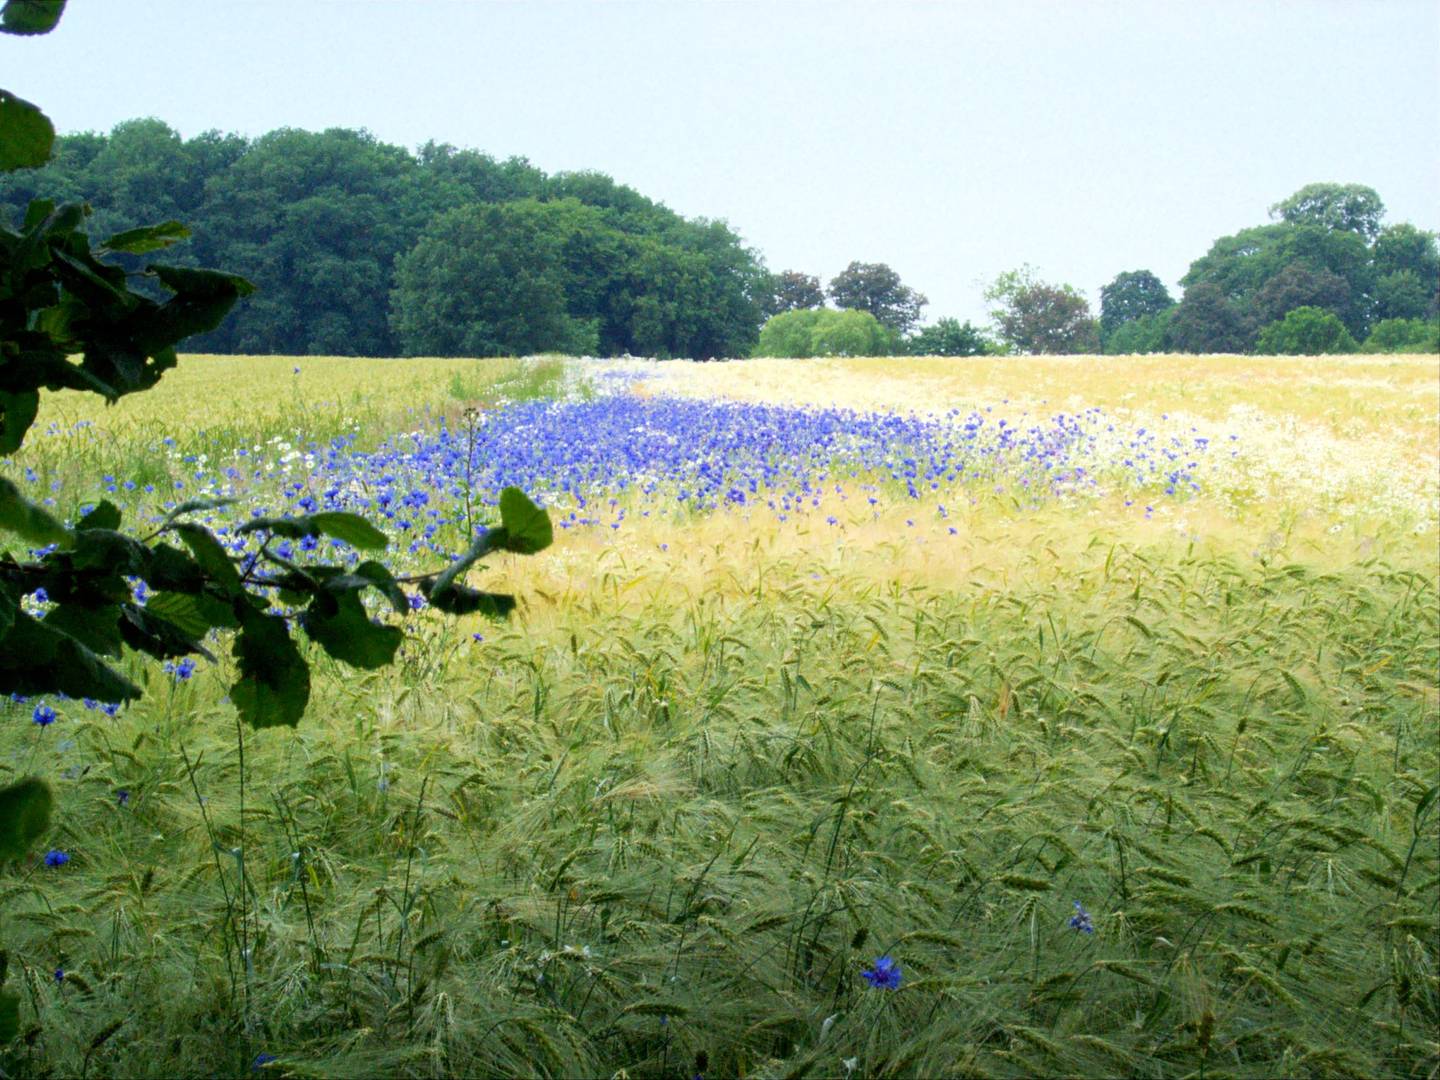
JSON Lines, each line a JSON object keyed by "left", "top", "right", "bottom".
{"left": 2, "top": 122, "right": 1435, "bottom": 358}
{"left": 0, "top": 120, "right": 769, "bottom": 358}
{"left": 759, "top": 183, "right": 1437, "bottom": 357}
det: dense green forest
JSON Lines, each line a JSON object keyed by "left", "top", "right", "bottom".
{"left": 0, "top": 120, "right": 768, "bottom": 358}
{"left": 2, "top": 122, "right": 1436, "bottom": 357}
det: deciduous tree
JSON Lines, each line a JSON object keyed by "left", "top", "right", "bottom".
{"left": 1269, "top": 182, "right": 1385, "bottom": 242}
{"left": 827, "top": 261, "right": 927, "bottom": 335}
{"left": 984, "top": 266, "right": 1099, "bottom": 355}
{"left": 1099, "top": 270, "right": 1173, "bottom": 343}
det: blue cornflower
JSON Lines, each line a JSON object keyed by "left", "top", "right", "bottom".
{"left": 100, "top": 702, "right": 121, "bottom": 717}
{"left": 1069, "top": 901, "right": 1095, "bottom": 934}
{"left": 31, "top": 587, "right": 48, "bottom": 603}
{"left": 407, "top": 593, "right": 425, "bottom": 611}
{"left": 53, "top": 968, "right": 64, "bottom": 983}
{"left": 861, "top": 954, "right": 901, "bottom": 990}
{"left": 253, "top": 1052, "right": 277, "bottom": 1070}
{"left": 116, "top": 789, "right": 130, "bottom": 807}
{"left": 44, "top": 849, "right": 69, "bottom": 868}
{"left": 32, "top": 703, "right": 57, "bottom": 726}
{"left": 164, "top": 657, "right": 196, "bottom": 681}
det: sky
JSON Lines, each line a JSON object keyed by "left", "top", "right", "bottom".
{"left": 4, "top": 0, "right": 1438, "bottom": 327}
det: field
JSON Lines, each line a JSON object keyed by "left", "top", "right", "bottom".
{"left": 1, "top": 352, "right": 1437, "bottom": 1078}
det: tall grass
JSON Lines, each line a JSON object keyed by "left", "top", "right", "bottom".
{"left": 0, "top": 355, "right": 1435, "bottom": 1078}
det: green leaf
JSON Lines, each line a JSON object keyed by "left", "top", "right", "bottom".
{"left": 231, "top": 602, "right": 309, "bottom": 729}
{"left": 353, "top": 560, "right": 408, "bottom": 615}
{"left": 173, "top": 523, "right": 241, "bottom": 595}
{"left": 118, "top": 604, "right": 210, "bottom": 661}
{"left": 75, "top": 500, "right": 121, "bottom": 531}
{"left": 496, "top": 486, "right": 552, "bottom": 554}
{"left": 425, "top": 531, "right": 497, "bottom": 604}
{"left": 308, "top": 511, "right": 387, "bottom": 551}
{"left": 71, "top": 528, "right": 148, "bottom": 575}
{"left": 145, "top": 542, "right": 206, "bottom": 593}
{"left": 1, "top": 0, "right": 66, "bottom": 35}
{"left": 0, "top": 475, "right": 73, "bottom": 548}
{"left": 0, "top": 390, "right": 39, "bottom": 454}
{"left": 101, "top": 221, "right": 189, "bottom": 255}
{"left": 144, "top": 590, "right": 238, "bottom": 639}
{"left": 301, "top": 590, "right": 402, "bottom": 670}
{"left": 0, "top": 989, "right": 17, "bottom": 1044}
{"left": 42, "top": 602, "right": 122, "bottom": 657}
{"left": 149, "top": 263, "right": 255, "bottom": 299}
{"left": 0, "top": 777, "right": 52, "bottom": 863}
{"left": 0, "top": 608, "right": 140, "bottom": 700}
{"left": 421, "top": 581, "right": 516, "bottom": 619}
{"left": 237, "top": 511, "right": 386, "bottom": 550}
{"left": 134, "top": 265, "right": 254, "bottom": 352}
{"left": 158, "top": 496, "right": 234, "bottom": 530}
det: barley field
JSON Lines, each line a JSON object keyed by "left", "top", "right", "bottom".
{"left": 1, "top": 353, "right": 1436, "bottom": 1079}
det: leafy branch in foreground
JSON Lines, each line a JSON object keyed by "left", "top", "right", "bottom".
{"left": 0, "top": 0, "right": 553, "bottom": 985}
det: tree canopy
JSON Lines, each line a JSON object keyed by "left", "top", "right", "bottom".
{"left": 0, "top": 121, "right": 768, "bottom": 359}
{"left": 984, "top": 266, "right": 1098, "bottom": 355}
{"left": 1099, "top": 270, "right": 1173, "bottom": 345}
{"left": 754, "top": 308, "right": 898, "bottom": 358}
{"left": 827, "top": 261, "right": 927, "bottom": 335}
{"left": 1269, "top": 182, "right": 1385, "bottom": 243}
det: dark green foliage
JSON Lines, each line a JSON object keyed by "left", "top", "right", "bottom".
{"left": 762, "top": 270, "right": 825, "bottom": 316}
{"left": 390, "top": 199, "right": 604, "bottom": 358}
{"left": 985, "top": 266, "right": 1099, "bottom": 354}
{"left": 1176, "top": 185, "right": 1439, "bottom": 350}
{"left": 1168, "top": 282, "right": 1252, "bottom": 354}
{"left": 754, "top": 308, "right": 898, "bottom": 358}
{"left": 0, "top": 778, "right": 51, "bottom": 862}
{"left": 1362, "top": 317, "right": 1439, "bottom": 354}
{"left": 1252, "top": 262, "right": 1352, "bottom": 328}
{"left": 0, "top": 122, "right": 769, "bottom": 359}
{"left": 1099, "top": 270, "right": 1173, "bottom": 344}
{"left": 1181, "top": 222, "right": 1371, "bottom": 337}
{"left": 1102, "top": 307, "right": 1175, "bottom": 354}
{"left": 906, "top": 317, "right": 991, "bottom": 356}
{"left": 827, "top": 261, "right": 927, "bottom": 334}
{"left": 1254, "top": 305, "right": 1358, "bottom": 355}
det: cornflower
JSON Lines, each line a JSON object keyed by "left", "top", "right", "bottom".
{"left": 1069, "top": 901, "right": 1095, "bottom": 934}
{"left": 860, "top": 954, "right": 901, "bottom": 990}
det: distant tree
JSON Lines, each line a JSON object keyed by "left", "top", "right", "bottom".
{"left": 1180, "top": 223, "right": 1371, "bottom": 338}
{"left": 1252, "top": 263, "right": 1351, "bottom": 328}
{"left": 390, "top": 199, "right": 604, "bottom": 357}
{"left": 193, "top": 127, "right": 419, "bottom": 355}
{"left": 1103, "top": 308, "right": 1175, "bottom": 354}
{"left": 984, "top": 265, "right": 1099, "bottom": 354}
{"left": 827, "top": 261, "right": 927, "bottom": 334}
{"left": 1255, "top": 306, "right": 1358, "bottom": 354}
{"left": 1269, "top": 182, "right": 1385, "bottom": 242}
{"left": 755, "top": 308, "right": 897, "bottom": 358}
{"left": 1099, "top": 270, "right": 1173, "bottom": 343}
{"left": 1361, "top": 317, "right": 1440, "bottom": 354}
{"left": 1168, "top": 282, "right": 1252, "bottom": 354}
{"left": 907, "top": 317, "right": 991, "bottom": 356}
{"left": 763, "top": 270, "right": 825, "bottom": 316}
{"left": 1370, "top": 223, "right": 1440, "bottom": 320}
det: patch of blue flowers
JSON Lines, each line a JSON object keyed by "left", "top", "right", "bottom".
{"left": 87, "top": 395, "right": 1218, "bottom": 569}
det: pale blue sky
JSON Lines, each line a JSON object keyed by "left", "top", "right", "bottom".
{"left": 4, "top": 0, "right": 1437, "bottom": 325}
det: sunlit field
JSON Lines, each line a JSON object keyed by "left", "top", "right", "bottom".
{"left": 2, "top": 353, "right": 1436, "bottom": 1079}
